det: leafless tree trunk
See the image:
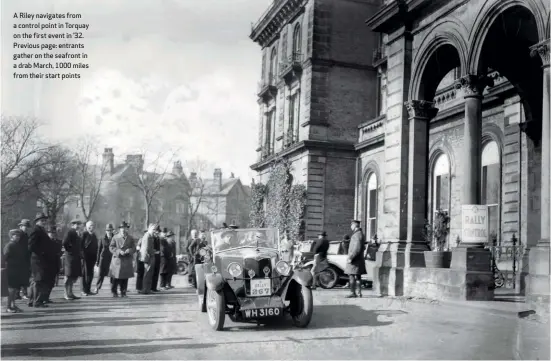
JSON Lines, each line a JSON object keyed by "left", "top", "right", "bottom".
{"left": 185, "top": 158, "right": 210, "bottom": 236}
{"left": 71, "top": 137, "right": 108, "bottom": 222}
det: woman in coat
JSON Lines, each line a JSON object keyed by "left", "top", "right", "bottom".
{"left": 108, "top": 222, "right": 135, "bottom": 297}
{"left": 94, "top": 223, "right": 115, "bottom": 293}
{"left": 160, "top": 231, "right": 177, "bottom": 289}
{"left": 345, "top": 220, "right": 367, "bottom": 298}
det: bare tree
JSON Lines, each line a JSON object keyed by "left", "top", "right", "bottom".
{"left": 71, "top": 137, "right": 108, "bottom": 222}
{"left": 121, "top": 150, "right": 179, "bottom": 228}
{"left": 184, "top": 158, "right": 210, "bottom": 236}
{"left": 1, "top": 115, "right": 52, "bottom": 209}
{"left": 34, "top": 145, "right": 77, "bottom": 226}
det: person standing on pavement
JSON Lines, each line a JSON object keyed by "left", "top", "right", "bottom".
{"left": 345, "top": 220, "right": 367, "bottom": 298}
{"left": 81, "top": 221, "right": 99, "bottom": 296}
{"left": 28, "top": 212, "right": 51, "bottom": 308}
{"left": 134, "top": 230, "right": 146, "bottom": 292}
{"left": 139, "top": 223, "right": 157, "bottom": 294}
{"left": 4, "top": 229, "right": 29, "bottom": 312}
{"left": 63, "top": 219, "right": 83, "bottom": 300}
{"left": 108, "top": 222, "right": 135, "bottom": 297}
{"left": 94, "top": 223, "right": 115, "bottom": 293}
{"left": 310, "top": 231, "right": 330, "bottom": 290}
{"left": 160, "top": 230, "right": 177, "bottom": 289}
{"left": 187, "top": 229, "right": 200, "bottom": 287}
{"left": 17, "top": 219, "right": 32, "bottom": 301}
{"left": 44, "top": 226, "right": 62, "bottom": 303}
{"left": 150, "top": 225, "right": 162, "bottom": 292}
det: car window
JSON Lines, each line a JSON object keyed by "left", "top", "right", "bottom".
{"left": 211, "top": 228, "right": 279, "bottom": 253}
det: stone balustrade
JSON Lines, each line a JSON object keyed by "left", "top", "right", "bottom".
{"left": 358, "top": 115, "right": 385, "bottom": 143}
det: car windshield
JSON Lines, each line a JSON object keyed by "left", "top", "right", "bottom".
{"left": 211, "top": 228, "right": 279, "bottom": 253}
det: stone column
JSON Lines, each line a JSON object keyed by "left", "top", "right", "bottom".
{"left": 404, "top": 100, "right": 438, "bottom": 262}
{"left": 527, "top": 39, "right": 550, "bottom": 318}
{"left": 454, "top": 74, "right": 493, "bottom": 248}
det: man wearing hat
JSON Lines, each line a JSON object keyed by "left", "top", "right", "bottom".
{"left": 345, "top": 220, "right": 367, "bottom": 298}
{"left": 159, "top": 230, "right": 177, "bottom": 290}
{"left": 3, "top": 229, "right": 28, "bottom": 312}
{"left": 44, "top": 226, "right": 62, "bottom": 303}
{"left": 80, "top": 221, "right": 99, "bottom": 296}
{"left": 28, "top": 212, "right": 51, "bottom": 307}
{"left": 17, "top": 219, "right": 32, "bottom": 301}
{"left": 95, "top": 223, "right": 115, "bottom": 293}
{"left": 151, "top": 226, "right": 163, "bottom": 292}
{"left": 311, "top": 231, "right": 330, "bottom": 290}
{"left": 63, "top": 219, "right": 83, "bottom": 300}
{"left": 139, "top": 223, "right": 159, "bottom": 294}
{"left": 108, "top": 221, "right": 136, "bottom": 297}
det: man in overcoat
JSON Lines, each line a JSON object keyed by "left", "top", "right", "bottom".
{"left": 63, "top": 219, "right": 83, "bottom": 300}
{"left": 311, "top": 231, "right": 330, "bottom": 290}
{"left": 17, "top": 219, "right": 31, "bottom": 300}
{"left": 44, "top": 226, "right": 62, "bottom": 303}
{"left": 160, "top": 230, "right": 177, "bottom": 289}
{"left": 151, "top": 225, "right": 162, "bottom": 292}
{"left": 345, "top": 220, "right": 367, "bottom": 298}
{"left": 28, "top": 212, "right": 51, "bottom": 307}
{"left": 139, "top": 223, "right": 157, "bottom": 294}
{"left": 81, "top": 221, "right": 98, "bottom": 296}
{"left": 108, "top": 222, "right": 135, "bottom": 297}
{"left": 95, "top": 223, "right": 115, "bottom": 293}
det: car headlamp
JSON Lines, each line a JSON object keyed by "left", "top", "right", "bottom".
{"left": 211, "top": 265, "right": 218, "bottom": 273}
{"left": 227, "top": 262, "right": 242, "bottom": 277}
{"left": 199, "top": 248, "right": 206, "bottom": 256}
{"left": 276, "top": 261, "right": 291, "bottom": 276}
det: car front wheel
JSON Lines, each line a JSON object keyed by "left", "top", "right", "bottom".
{"left": 206, "top": 288, "right": 225, "bottom": 331}
{"left": 290, "top": 284, "right": 313, "bottom": 328}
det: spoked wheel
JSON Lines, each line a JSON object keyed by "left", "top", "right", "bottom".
{"left": 178, "top": 262, "right": 189, "bottom": 275}
{"left": 319, "top": 266, "right": 339, "bottom": 289}
{"left": 290, "top": 284, "right": 313, "bottom": 328}
{"left": 206, "top": 288, "right": 225, "bottom": 331}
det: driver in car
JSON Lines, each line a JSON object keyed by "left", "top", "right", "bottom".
{"left": 217, "top": 230, "right": 237, "bottom": 251}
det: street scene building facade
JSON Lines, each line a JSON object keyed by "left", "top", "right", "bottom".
{"left": 251, "top": 0, "right": 550, "bottom": 311}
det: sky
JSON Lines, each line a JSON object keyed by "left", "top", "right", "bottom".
{"left": 1, "top": 0, "right": 272, "bottom": 184}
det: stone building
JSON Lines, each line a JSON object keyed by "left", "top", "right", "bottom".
{"left": 250, "top": 0, "right": 383, "bottom": 240}
{"left": 188, "top": 169, "right": 251, "bottom": 230}
{"left": 358, "top": 0, "right": 549, "bottom": 310}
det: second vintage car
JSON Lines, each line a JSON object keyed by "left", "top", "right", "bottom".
{"left": 195, "top": 228, "right": 314, "bottom": 331}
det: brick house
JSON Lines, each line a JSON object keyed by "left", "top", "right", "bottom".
{"left": 250, "top": 0, "right": 382, "bottom": 241}
{"left": 250, "top": 0, "right": 550, "bottom": 311}
{"left": 188, "top": 169, "right": 251, "bottom": 231}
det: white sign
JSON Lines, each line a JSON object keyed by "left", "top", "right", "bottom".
{"left": 461, "top": 205, "right": 489, "bottom": 244}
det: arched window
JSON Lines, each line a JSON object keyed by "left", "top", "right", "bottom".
{"left": 365, "top": 172, "right": 378, "bottom": 240}
{"left": 292, "top": 24, "right": 301, "bottom": 55}
{"left": 269, "top": 48, "right": 278, "bottom": 83}
{"left": 481, "top": 140, "right": 500, "bottom": 244}
{"left": 432, "top": 153, "right": 450, "bottom": 220}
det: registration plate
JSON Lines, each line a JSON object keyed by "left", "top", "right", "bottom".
{"left": 249, "top": 279, "right": 271, "bottom": 297}
{"left": 242, "top": 308, "right": 281, "bottom": 318}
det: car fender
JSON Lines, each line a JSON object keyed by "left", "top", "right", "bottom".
{"left": 196, "top": 264, "right": 207, "bottom": 295}
{"left": 326, "top": 259, "right": 346, "bottom": 273}
{"left": 206, "top": 272, "right": 225, "bottom": 292}
{"left": 292, "top": 269, "right": 313, "bottom": 287}
{"left": 303, "top": 260, "right": 315, "bottom": 268}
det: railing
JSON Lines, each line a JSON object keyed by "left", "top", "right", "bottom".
{"left": 261, "top": 144, "right": 275, "bottom": 160}
{"left": 283, "top": 130, "right": 298, "bottom": 147}
{"left": 433, "top": 85, "right": 458, "bottom": 108}
{"left": 279, "top": 52, "right": 303, "bottom": 76}
{"left": 358, "top": 115, "right": 385, "bottom": 143}
{"left": 487, "top": 234, "right": 524, "bottom": 290}
{"left": 257, "top": 75, "right": 277, "bottom": 95}
{"left": 372, "top": 45, "right": 386, "bottom": 64}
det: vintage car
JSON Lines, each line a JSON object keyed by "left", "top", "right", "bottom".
{"left": 195, "top": 228, "right": 314, "bottom": 331}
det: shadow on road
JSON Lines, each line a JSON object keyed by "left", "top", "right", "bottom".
{"left": 0, "top": 337, "right": 214, "bottom": 358}
{"left": 2, "top": 318, "right": 188, "bottom": 331}
{"left": 1, "top": 315, "right": 163, "bottom": 326}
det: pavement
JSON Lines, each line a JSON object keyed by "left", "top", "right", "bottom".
{"left": 1, "top": 275, "right": 549, "bottom": 360}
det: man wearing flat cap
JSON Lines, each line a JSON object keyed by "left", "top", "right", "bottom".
{"left": 28, "top": 212, "right": 51, "bottom": 307}
{"left": 80, "top": 221, "right": 99, "bottom": 296}
{"left": 311, "top": 231, "right": 330, "bottom": 289}
{"left": 345, "top": 220, "right": 367, "bottom": 298}
{"left": 44, "top": 226, "right": 62, "bottom": 303}
{"left": 108, "top": 221, "right": 135, "bottom": 297}
{"left": 17, "top": 219, "right": 32, "bottom": 300}
{"left": 95, "top": 223, "right": 115, "bottom": 293}
{"left": 63, "top": 219, "right": 83, "bottom": 300}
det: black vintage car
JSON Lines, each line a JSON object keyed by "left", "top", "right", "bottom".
{"left": 195, "top": 228, "right": 314, "bottom": 331}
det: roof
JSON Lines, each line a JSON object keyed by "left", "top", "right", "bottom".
{"left": 192, "top": 178, "right": 241, "bottom": 196}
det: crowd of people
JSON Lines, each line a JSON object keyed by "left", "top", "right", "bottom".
{"left": 2, "top": 212, "right": 180, "bottom": 313}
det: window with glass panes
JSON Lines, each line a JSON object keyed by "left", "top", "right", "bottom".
{"left": 269, "top": 48, "right": 277, "bottom": 83}
{"left": 432, "top": 153, "right": 450, "bottom": 220}
{"left": 288, "top": 91, "right": 300, "bottom": 142}
{"left": 378, "top": 71, "right": 387, "bottom": 116}
{"left": 292, "top": 24, "right": 301, "bottom": 55}
{"left": 365, "top": 173, "right": 378, "bottom": 240}
{"left": 481, "top": 141, "right": 500, "bottom": 245}
{"left": 265, "top": 110, "right": 276, "bottom": 154}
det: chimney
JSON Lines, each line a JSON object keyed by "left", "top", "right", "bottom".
{"left": 173, "top": 161, "right": 183, "bottom": 176}
{"left": 126, "top": 154, "right": 144, "bottom": 173}
{"left": 189, "top": 172, "right": 197, "bottom": 187}
{"left": 230, "top": 172, "right": 235, "bottom": 179}
{"left": 102, "top": 148, "right": 114, "bottom": 174}
{"left": 214, "top": 168, "right": 222, "bottom": 191}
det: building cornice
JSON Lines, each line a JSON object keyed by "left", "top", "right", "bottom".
{"left": 250, "top": 0, "right": 307, "bottom": 48}
{"left": 355, "top": 134, "right": 385, "bottom": 152}
{"left": 250, "top": 140, "right": 356, "bottom": 171}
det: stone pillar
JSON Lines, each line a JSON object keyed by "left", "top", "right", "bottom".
{"left": 454, "top": 74, "right": 493, "bottom": 248}
{"left": 527, "top": 39, "right": 550, "bottom": 319}
{"left": 404, "top": 100, "right": 439, "bottom": 262}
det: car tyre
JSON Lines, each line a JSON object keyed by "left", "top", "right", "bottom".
{"left": 290, "top": 284, "right": 313, "bottom": 328}
{"left": 319, "top": 266, "right": 339, "bottom": 289}
{"left": 206, "top": 288, "right": 225, "bottom": 331}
